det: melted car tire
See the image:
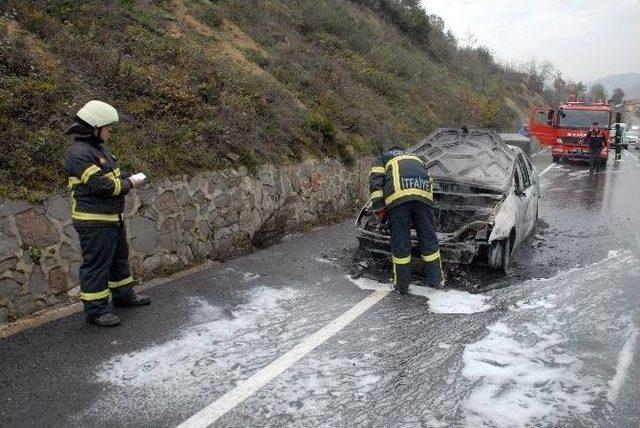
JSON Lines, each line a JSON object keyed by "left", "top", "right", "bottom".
{"left": 488, "top": 236, "right": 510, "bottom": 272}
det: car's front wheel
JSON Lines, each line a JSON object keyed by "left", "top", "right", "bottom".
{"left": 488, "top": 236, "right": 511, "bottom": 272}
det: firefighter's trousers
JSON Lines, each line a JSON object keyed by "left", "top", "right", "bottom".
{"left": 74, "top": 223, "right": 135, "bottom": 317}
{"left": 589, "top": 144, "right": 603, "bottom": 171}
{"left": 388, "top": 201, "right": 444, "bottom": 293}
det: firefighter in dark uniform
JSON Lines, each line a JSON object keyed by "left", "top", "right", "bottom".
{"left": 65, "top": 100, "right": 150, "bottom": 327}
{"left": 585, "top": 122, "right": 606, "bottom": 174}
{"left": 369, "top": 146, "right": 444, "bottom": 294}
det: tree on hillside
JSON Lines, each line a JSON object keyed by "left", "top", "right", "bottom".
{"left": 553, "top": 72, "right": 566, "bottom": 91}
{"left": 543, "top": 72, "right": 591, "bottom": 106}
{"left": 355, "top": 0, "right": 431, "bottom": 46}
{"left": 524, "top": 59, "right": 553, "bottom": 92}
{"left": 574, "top": 82, "right": 587, "bottom": 101}
{"left": 545, "top": 71, "right": 567, "bottom": 105}
{"left": 610, "top": 87, "right": 625, "bottom": 105}
{"left": 589, "top": 83, "right": 607, "bottom": 102}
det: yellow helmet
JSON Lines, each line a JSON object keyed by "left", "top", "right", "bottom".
{"left": 76, "top": 100, "right": 119, "bottom": 128}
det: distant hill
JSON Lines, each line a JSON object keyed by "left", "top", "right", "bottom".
{"left": 588, "top": 72, "right": 640, "bottom": 98}
{"left": 627, "top": 83, "right": 640, "bottom": 99}
{"left": 0, "top": 0, "right": 545, "bottom": 197}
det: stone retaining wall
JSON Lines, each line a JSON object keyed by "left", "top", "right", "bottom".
{"left": 0, "top": 157, "right": 372, "bottom": 324}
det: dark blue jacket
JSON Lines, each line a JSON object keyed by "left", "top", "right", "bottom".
{"left": 64, "top": 120, "right": 132, "bottom": 224}
{"left": 369, "top": 149, "right": 433, "bottom": 210}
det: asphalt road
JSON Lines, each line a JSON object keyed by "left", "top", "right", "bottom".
{"left": 1, "top": 151, "right": 639, "bottom": 428}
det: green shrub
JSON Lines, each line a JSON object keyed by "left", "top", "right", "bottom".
{"left": 199, "top": 5, "right": 224, "bottom": 28}
{"left": 306, "top": 111, "right": 337, "bottom": 146}
{"left": 238, "top": 146, "right": 260, "bottom": 176}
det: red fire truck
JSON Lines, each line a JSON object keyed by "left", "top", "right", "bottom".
{"left": 529, "top": 98, "right": 614, "bottom": 164}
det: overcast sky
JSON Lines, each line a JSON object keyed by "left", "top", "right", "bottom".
{"left": 422, "top": 0, "right": 640, "bottom": 83}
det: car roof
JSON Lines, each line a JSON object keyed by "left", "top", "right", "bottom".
{"left": 410, "top": 128, "right": 516, "bottom": 193}
{"left": 499, "top": 133, "right": 530, "bottom": 143}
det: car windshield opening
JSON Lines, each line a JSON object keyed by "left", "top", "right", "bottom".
{"left": 558, "top": 110, "right": 610, "bottom": 128}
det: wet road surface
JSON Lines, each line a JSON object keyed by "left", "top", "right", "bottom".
{"left": 1, "top": 151, "right": 639, "bottom": 427}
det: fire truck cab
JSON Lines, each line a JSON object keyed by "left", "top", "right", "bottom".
{"left": 529, "top": 99, "right": 613, "bottom": 164}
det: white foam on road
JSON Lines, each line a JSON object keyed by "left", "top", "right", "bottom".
{"left": 347, "top": 276, "right": 392, "bottom": 292}
{"left": 72, "top": 285, "right": 303, "bottom": 426}
{"left": 463, "top": 320, "right": 600, "bottom": 427}
{"left": 223, "top": 267, "right": 261, "bottom": 282}
{"left": 347, "top": 276, "right": 492, "bottom": 314}
{"left": 235, "top": 353, "right": 382, "bottom": 418}
{"left": 242, "top": 272, "right": 261, "bottom": 282}
{"left": 462, "top": 249, "right": 640, "bottom": 427}
{"left": 607, "top": 325, "right": 640, "bottom": 403}
{"left": 568, "top": 169, "right": 592, "bottom": 178}
{"left": 510, "top": 295, "right": 556, "bottom": 311}
{"left": 315, "top": 256, "right": 338, "bottom": 266}
{"left": 177, "top": 289, "right": 389, "bottom": 428}
{"left": 97, "top": 287, "right": 299, "bottom": 390}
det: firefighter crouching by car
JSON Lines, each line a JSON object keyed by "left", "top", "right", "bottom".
{"left": 369, "top": 146, "right": 445, "bottom": 294}
{"left": 64, "top": 100, "right": 150, "bottom": 327}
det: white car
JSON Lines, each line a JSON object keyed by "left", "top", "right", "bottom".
{"left": 628, "top": 129, "right": 639, "bottom": 148}
{"left": 356, "top": 129, "right": 540, "bottom": 272}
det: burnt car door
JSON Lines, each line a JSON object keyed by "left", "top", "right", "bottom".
{"left": 515, "top": 154, "right": 537, "bottom": 238}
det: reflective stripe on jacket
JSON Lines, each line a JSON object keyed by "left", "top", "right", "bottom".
{"left": 64, "top": 120, "right": 133, "bottom": 223}
{"left": 369, "top": 149, "right": 433, "bottom": 210}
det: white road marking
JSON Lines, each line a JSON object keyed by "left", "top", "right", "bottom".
{"left": 177, "top": 289, "right": 390, "bottom": 428}
{"left": 607, "top": 326, "right": 639, "bottom": 403}
{"left": 624, "top": 149, "right": 639, "bottom": 162}
{"left": 539, "top": 164, "right": 556, "bottom": 177}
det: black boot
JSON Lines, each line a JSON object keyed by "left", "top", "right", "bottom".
{"left": 393, "top": 286, "right": 409, "bottom": 295}
{"left": 113, "top": 293, "right": 151, "bottom": 307}
{"left": 86, "top": 312, "right": 120, "bottom": 327}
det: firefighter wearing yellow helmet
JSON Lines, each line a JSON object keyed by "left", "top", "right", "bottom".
{"left": 64, "top": 100, "right": 150, "bottom": 327}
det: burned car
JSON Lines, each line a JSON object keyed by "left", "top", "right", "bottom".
{"left": 356, "top": 128, "right": 540, "bottom": 270}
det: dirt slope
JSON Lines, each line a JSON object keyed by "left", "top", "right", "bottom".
{"left": 0, "top": 0, "right": 544, "bottom": 198}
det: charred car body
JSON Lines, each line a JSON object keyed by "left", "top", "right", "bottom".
{"left": 356, "top": 129, "right": 540, "bottom": 270}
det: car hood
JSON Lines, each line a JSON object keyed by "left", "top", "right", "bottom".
{"left": 409, "top": 128, "right": 516, "bottom": 193}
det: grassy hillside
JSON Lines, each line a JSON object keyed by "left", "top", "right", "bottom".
{"left": 0, "top": 0, "right": 544, "bottom": 199}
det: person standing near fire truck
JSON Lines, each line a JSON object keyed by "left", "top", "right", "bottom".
{"left": 585, "top": 122, "right": 607, "bottom": 174}
{"left": 613, "top": 123, "right": 623, "bottom": 161}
